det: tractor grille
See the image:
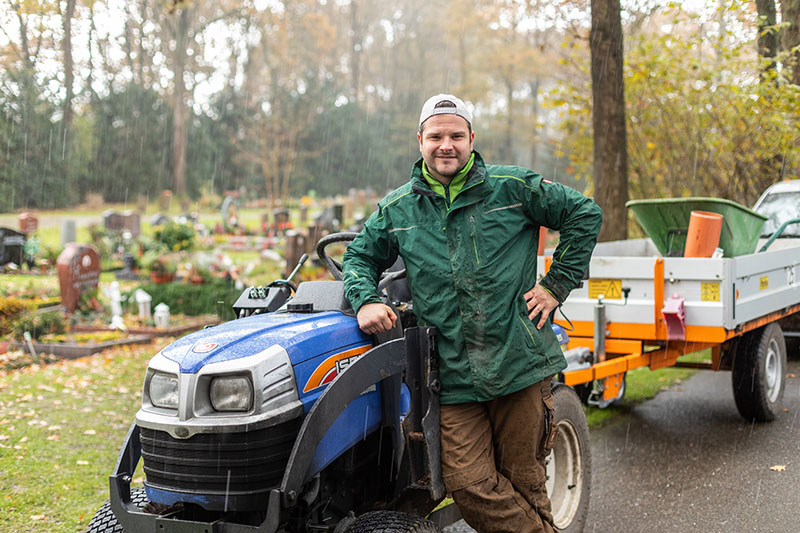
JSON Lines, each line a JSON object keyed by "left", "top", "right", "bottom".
{"left": 140, "top": 418, "right": 302, "bottom": 503}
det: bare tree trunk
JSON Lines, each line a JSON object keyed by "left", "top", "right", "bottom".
{"left": 350, "top": 0, "right": 361, "bottom": 99}
{"left": 171, "top": 8, "right": 190, "bottom": 198}
{"left": 502, "top": 79, "right": 514, "bottom": 163}
{"left": 529, "top": 76, "right": 541, "bottom": 170}
{"left": 783, "top": 0, "right": 800, "bottom": 85}
{"left": 590, "top": 0, "right": 628, "bottom": 242}
{"left": 62, "top": 0, "right": 76, "bottom": 127}
{"left": 756, "top": 0, "right": 779, "bottom": 76}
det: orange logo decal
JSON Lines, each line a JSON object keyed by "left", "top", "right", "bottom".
{"left": 303, "top": 344, "right": 372, "bottom": 393}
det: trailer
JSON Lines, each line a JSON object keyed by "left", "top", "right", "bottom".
{"left": 542, "top": 192, "right": 800, "bottom": 421}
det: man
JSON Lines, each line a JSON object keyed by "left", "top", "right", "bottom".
{"left": 342, "top": 94, "right": 601, "bottom": 532}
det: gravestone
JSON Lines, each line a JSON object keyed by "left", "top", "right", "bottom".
{"left": 61, "top": 220, "right": 77, "bottom": 246}
{"left": 121, "top": 210, "right": 141, "bottom": 238}
{"left": 274, "top": 208, "right": 291, "bottom": 232}
{"left": 57, "top": 243, "right": 101, "bottom": 312}
{"left": 159, "top": 190, "right": 173, "bottom": 212}
{"left": 104, "top": 210, "right": 125, "bottom": 233}
{"left": 18, "top": 212, "right": 39, "bottom": 236}
{"left": 333, "top": 204, "right": 344, "bottom": 226}
{"left": 284, "top": 230, "right": 305, "bottom": 275}
{"left": 0, "top": 228, "right": 25, "bottom": 266}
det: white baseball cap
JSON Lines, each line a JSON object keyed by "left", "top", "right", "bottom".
{"left": 419, "top": 94, "right": 473, "bottom": 129}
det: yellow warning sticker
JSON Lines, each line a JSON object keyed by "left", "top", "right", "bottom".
{"left": 760, "top": 276, "right": 769, "bottom": 290}
{"left": 588, "top": 279, "right": 622, "bottom": 300}
{"left": 701, "top": 282, "right": 720, "bottom": 302}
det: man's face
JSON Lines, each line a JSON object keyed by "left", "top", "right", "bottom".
{"left": 418, "top": 114, "right": 474, "bottom": 184}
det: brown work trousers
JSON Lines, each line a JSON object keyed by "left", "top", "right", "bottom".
{"left": 440, "top": 377, "right": 556, "bottom": 533}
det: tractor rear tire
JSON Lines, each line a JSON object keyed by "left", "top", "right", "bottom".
{"left": 732, "top": 323, "right": 787, "bottom": 422}
{"left": 85, "top": 487, "right": 148, "bottom": 533}
{"left": 347, "top": 510, "right": 439, "bottom": 532}
{"left": 547, "top": 383, "right": 591, "bottom": 533}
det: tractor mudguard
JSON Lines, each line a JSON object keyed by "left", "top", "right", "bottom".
{"left": 280, "top": 337, "right": 406, "bottom": 506}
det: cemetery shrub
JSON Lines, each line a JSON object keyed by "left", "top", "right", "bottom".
{"left": 11, "top": 310, "right": 66, "bottom": 341}
{"left": 136, "top": 279, "right": 240, "bottom": 318}
{"left": 153, "top": 221, "right": 195, "bottom": 252}
{"left": 0, "top": 297, "right": 30, "bottom": 336}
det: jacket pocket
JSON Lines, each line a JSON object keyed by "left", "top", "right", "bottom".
{"left": 469, "top": 215, "right": 480, "bottom": 265}
{"left": 538, "top": 378, "right": 556, "bottom": 460}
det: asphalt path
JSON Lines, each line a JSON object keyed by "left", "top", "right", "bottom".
{"left": 445, "top": 359, "right": 800, "bottom": 533}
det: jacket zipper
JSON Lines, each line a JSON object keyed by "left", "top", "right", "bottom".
{"left": 469, "top": 215, "right": 480, "bottom": 265}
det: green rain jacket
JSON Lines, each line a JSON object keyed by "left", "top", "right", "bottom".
{"left": 343, "top": 152, "right": 602, "bottom": 404}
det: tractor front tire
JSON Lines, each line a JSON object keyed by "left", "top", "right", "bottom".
{"left": 732, "top": 323, "right": 787, "bottom": 422}
{"left": 85, "top": 487, "right": 148, "bottom": 533}
{"left": 546, "top": 383, "right": 591, "bottom": 533}
{"left": 347, "top": 510, "right": 439, "bottom": 532}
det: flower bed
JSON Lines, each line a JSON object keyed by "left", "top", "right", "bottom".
{"left": 71, "top": 314, "right": 220, "bottom": 337}
{"left": 12, "top": 334, "right": 153, "bottom": 359}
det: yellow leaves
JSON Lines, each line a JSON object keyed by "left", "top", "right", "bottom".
{"left": 647, "top": 142, "right": 656, "bottom": 150}
{"left": 770, "top": 465, "right": 787, "bottom": 472}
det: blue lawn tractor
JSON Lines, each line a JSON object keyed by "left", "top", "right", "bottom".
{"left": 86, "top": 233, "right": 591, "bottom": 533}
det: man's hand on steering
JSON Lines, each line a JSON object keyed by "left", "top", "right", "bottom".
{"left": 357, "top": 302, "right": 398, "bottom": 335}
{"left": 523, "top": 285, "right": 559, "bottom": 330}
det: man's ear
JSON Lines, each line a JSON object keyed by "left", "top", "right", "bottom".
{"left": 417, "top": 132, "right": 423, "bottom": 151}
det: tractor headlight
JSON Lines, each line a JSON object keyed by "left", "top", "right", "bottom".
{"left": 210, "top": 375, "right": 254, "bottom": 412}
{"left": 150, "top": 373, "right": 179, "bottom": 409}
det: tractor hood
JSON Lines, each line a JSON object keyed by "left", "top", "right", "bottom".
{"left": 160, "top": 311, "right": 371, "bottom": 374}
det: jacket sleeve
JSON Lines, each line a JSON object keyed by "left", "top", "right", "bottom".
{"left": 342, "top": 204, "right": 399, "bottom": 314}
{"left": 525, "top": 174, "right": 602, "bottom": 303}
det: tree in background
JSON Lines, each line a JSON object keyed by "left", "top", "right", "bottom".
{"left": 0, "top": 0, "right": 798, "bottom": 213}
{"left": 590, "top": 0, "right": 628, "bottom": 242}
{"left": 554, "top": 2, "right": 800, "bottom": 220}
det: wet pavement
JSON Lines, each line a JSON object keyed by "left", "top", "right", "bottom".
{"left": 444, "top": 359, "right": 800, "bottom": 533}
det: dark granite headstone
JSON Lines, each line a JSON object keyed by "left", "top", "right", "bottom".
{"left": 0, "top": 228, "right": 25, "bottom": 266}
{"left": 104, "top": 210, "right": 125, "bottom": 233}
{"left": 57, "top": 243, "right": 101, "bottom": 312}
{"left": 121, "top": 210, "right": 141, "bottom": 238}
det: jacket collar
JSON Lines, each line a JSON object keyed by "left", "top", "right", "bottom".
{"left": 410, "top": 151, "right": 488, "bottom": 198}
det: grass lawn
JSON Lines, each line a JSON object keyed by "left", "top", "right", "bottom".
{"left": 0, "top": 342, "right": 159, "bottom": 532}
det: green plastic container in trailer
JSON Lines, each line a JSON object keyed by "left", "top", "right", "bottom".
{"left": 626, "top": 197, "right": 767, "bottom": 258}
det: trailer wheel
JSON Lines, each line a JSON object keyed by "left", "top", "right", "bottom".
{"left": 84, "top": 487, "right": 148, "bottom": 533}
{"left": 546, "top": 383, "right": 591, "bottom": 533}
{"left": 347, "top": 510, "right": 439, "bottom": 532}
{"left": 732, "top": 323, "right": 787, "bottom": 422}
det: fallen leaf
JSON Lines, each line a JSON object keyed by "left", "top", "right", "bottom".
{"left": 83, "top": 429, "right": 96, "bottom": 435}
{"left": 77, "top": 460, "right": 89, "bottom": 466}
{"left": 770, "top": 465, "right": 786, "bottom": 472}
{"left": 30, "top": 515, "right": 46, "bottom": 521}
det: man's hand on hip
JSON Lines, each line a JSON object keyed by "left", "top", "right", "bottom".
{"left": 524, "top": 285, "right": 559, "bottom": 330}
{"left": 357, "top": 303, "right": 398, "bottom": 335}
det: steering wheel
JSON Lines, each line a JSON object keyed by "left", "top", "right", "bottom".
{"left": 316, "top": 232, "right": 407, "bottom": 292}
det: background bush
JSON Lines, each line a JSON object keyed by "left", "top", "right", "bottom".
{"left": 132, "top": 279, "right": 241, "bottom": 318}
